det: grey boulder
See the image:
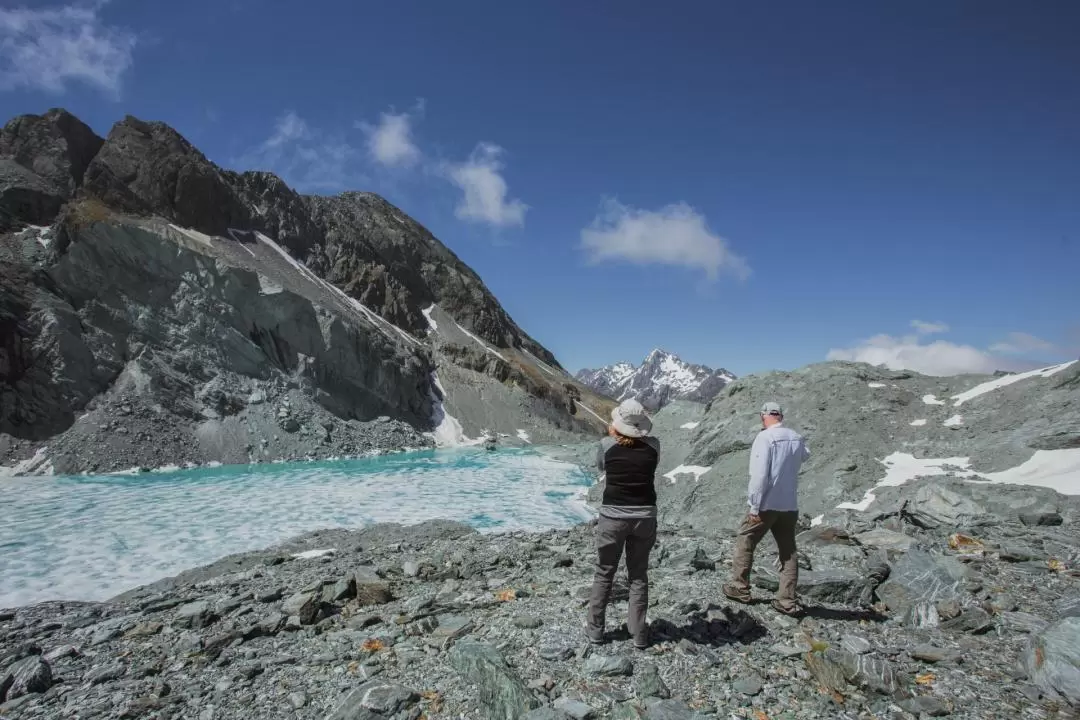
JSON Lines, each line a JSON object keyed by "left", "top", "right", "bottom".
{"left": 447, "top": 641, "right": 538, "bottom": 717}
{"left": 1023, "top": 616, "right": 1080, "bottom": 707}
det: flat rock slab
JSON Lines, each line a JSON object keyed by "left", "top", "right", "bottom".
{"left": 584, "top": 654, "right": 634, "bottom": 676}
{"left": 854, "top": 528, "right": 917, "bottom": 552}
{"left": 553, "top": 697, "right": 595, "bottom": 719}
{"left": 326, "top": 681, "right": 418, "bottom": 719}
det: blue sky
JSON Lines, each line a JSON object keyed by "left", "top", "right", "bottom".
{"left": 2, "top": 0, "right": 1078, "bottom": 377}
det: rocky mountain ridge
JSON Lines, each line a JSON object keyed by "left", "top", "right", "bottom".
{"left": 0, "top": 108, "right": 613, "bottom": 474}
{"left": 576, "top": 349, "right": 736, "bottom": 412}
{"left": 570, "top": 358, "right": 1080, "bottom": 535}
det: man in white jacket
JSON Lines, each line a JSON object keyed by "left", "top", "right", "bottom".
{"left": 723, "top": 401, "right": 810, "bottom": 615}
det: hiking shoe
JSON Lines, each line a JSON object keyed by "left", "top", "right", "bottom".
{"left": 585, "top": 626, "right": 605, "bottom": 644}
{"left": 722, "top": 584, "right": 752, "bottom": 604}
{"left": 770, "top": 599, "right": 804, "bottom": 617}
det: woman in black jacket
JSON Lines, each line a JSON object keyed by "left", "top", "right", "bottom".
{"left": 586, "top": 398, "right": 660, "bottom": 649}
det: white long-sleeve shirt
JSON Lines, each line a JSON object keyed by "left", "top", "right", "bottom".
{"left": 747, "top": 423, "right": 809, "bottom": 514}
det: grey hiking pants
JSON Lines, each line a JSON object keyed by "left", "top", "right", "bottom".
{"left": 587, "top": 515, "right": 657, "bottom": 641}
{"left": 730, "top": 510, "right": 799, "bottom": 607}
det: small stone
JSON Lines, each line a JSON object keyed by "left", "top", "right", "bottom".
{"left": 770, "top": 643, "right": 807, "bottom": 659}
{"left": 940, "top": 607, "right": 994, "bottom": 634}
{"left": 513, "top": 615, "right": 544, "bottom": 630}
{"left": 553, "top": 555, "right": 574, "bottom": 568}
{"left": 935, "top": 599, "right": 962, "bottom": 621}
{"left": 899, "top": 696, "right": 952, "bottom": 716}
{"left": 733, "top": 672, "right": 764, "bottom": 696}
{"left": 539, "top": 644, "right": 574, "bottom": 661}
{"left": 432, "top": 614, "right": 474, "bottom": 640}
{"left": 403, "top": 561, "right": 420, "bottom": 578}
{"left": 43, "top": 645, "right": 78, "bottom": 662}
{"left": 215, "top": 596, "right": 242, "bottom": 615}
{"left": 175, "top": 600, "right": 215, "bottom": 629}
{"left": 287, "top": 691, "right": 307, "bottom": 709}
{"left": 355, "top": 570, "right": 394, "bottom": 606}
{"left": 523, "top": 709, "right": 560, "bottom": 720}
{"left": 347, "top": 614, "right": 382, "bottom": 630}
{"left": 988, "top": 593, "right": 1018, "bottom": 613}
{"left": 840, "top": 635, "right": 873, "bottom": 655}
{"left": 281, "top": 592, "right": 319, "bottom": 625}
{"left": 634, "top": 661, "right": 671, "bottom": 699}
{"left": 327, "top": 681, "right": 418, "bottom": 718}
{"left": 257, "top": 588, "right": 283, "bottom": 603}
{"left": 1019, "top": 512, "right": 1063, "bottom": 527}
{"left": 406, "top": 616, "right": 440, "bottom": 635}
{"left": 553, "top": 697, "right": 595, "bottom": 719}
{"left": 999, "top": 547, "right": 1037, "bottom": 563}
{"left": 85, "top": 661, "right": 126, "bottom": 685}
{"left": 584, "top": 654, "right": 633, "bottom": 677}
{"left": 89, "top": 624, "right": 123, "bottom": 646}
{"left": 127, "top": 621, "right": 163, "bottom": 637}
{"left": 909, "top": 644, "right": 956, "bottom": 664}
{"left": 1000, "top": 612, "right": 1049, "bottom": 635}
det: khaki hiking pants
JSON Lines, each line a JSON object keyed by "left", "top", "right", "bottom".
{"left": 587, "top": 515, "right": 657, "bottom": 642}
{"left": 730, "top": 510, "right": 799, "bottom": 607}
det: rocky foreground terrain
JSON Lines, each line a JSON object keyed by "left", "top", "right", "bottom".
{"left": 2, "top": 481, "right": 1078, "bottom": 720}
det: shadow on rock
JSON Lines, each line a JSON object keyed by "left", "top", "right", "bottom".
{"left": 650, "top": 606, "right": 769, "bottom": 647}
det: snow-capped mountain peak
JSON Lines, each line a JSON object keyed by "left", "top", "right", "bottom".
{"left": 575, "top": 349, "right": 736, "bottom": 411}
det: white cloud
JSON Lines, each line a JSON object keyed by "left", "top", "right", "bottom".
{"left": 0, "top": 3, "right": 136, "bottom": 96}
{"left": 445, "top": 143, "right": 527, "bottom": 228}
{"left": 580, "top": 199, "right": 749, "bottom": 280}
{"left": 236, "top": 111, "right": 362, "bottom": 192}
{"left": 989, "top": 332, "right": 1058, "bottom": 355}
{"left": 827, "top": 322, "right": 1062, "bottom": 376}
{"left": 357, "top": 108, "right": 421, "bottom": 169}
{"left": 911, "top": 320, "right": 949, "bottom": 335}
{"left": 827, "top": 333, "right": 1005, "bottom": 376}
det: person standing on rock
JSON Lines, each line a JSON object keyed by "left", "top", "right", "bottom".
{"left": 723, "top": 401, "right": 810, "bottom": 616}
{"left": 587, "top": 398, "right": 660, "bottom": 649}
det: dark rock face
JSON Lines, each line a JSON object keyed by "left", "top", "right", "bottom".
{"left": 1, "top": 107, "right": 593, "bottom": 467}
{"left": 82, "top": 116, "right": 252, "bottom": 236}
{"left": 0, "top": 108, "right": 103, "bottom": 197}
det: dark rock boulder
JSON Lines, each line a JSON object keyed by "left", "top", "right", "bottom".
{"left": 0, "top": 159, "right": 65, "bottom": 228}
{"left": 0, "top": 108, "right": 103, "bottom": 196}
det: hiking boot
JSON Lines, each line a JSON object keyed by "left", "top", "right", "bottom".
{"left": 632, "top": 628, "right": 650, "bottom": 650}
{"left": 585, "top": 625, "right": 605, "bottom": 644}
{"left": 722, "top": 583, "right": 753, "bottom": 604}
{"left": 770, "top": 599, "right": 804, "bottom": 617}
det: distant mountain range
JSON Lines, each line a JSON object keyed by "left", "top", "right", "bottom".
{"left": 575, "top": 349, "right": 736, "bottom": 411}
